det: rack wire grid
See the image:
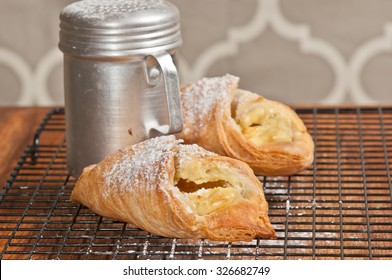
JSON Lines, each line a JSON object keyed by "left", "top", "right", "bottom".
{"left": 0, "top": 107, "right": 392, "bottom": 260}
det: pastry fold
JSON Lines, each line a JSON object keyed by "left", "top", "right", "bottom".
{"left": 71, "top": 135, "right": 276, "bottom": 241}
{"left": 178, "top": 74, "right": 314, "bottom": 176}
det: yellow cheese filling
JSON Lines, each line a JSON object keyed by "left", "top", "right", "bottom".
{"left": 187, "top": 186, "right": 238, "bottom": 215}
{"left": 237, "top": 107, "right": 293, "bottom": 145}
{"left": 175, "top": 178, "right": 239, "bottom": 216}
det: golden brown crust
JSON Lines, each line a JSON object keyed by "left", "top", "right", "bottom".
{"left": 177, "top": 75, "right": 314, "bottom": 176}
{"left": 71, "top": 136, "right": 275, "bottom": 241}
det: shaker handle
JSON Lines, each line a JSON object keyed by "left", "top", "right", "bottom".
{"left": 145, "top": 51, "right": 183, "bottom": 135}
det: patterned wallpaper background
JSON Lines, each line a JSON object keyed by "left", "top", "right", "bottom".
{"left": 1, "top": 0, "right": 392, "bottom": 106}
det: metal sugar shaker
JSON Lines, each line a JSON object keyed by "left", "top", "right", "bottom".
{"left": 59, "top": 0, "right": 183, "bottom": 177}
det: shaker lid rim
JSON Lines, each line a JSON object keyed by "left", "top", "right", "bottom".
{"left": 59, "top": 0, "right": 182, "bottom": 57}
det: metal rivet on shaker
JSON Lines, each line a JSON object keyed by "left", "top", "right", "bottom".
{"left": 59, "top": 0, "right": 183, "bottom": 177}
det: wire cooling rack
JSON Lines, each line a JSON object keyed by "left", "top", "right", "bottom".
{"left": 0, "top": 107, "right": 392, "bottom": 260}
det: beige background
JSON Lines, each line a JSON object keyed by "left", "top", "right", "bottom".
{"left": 1, "top": 0, "right": 392, "bottom": 106}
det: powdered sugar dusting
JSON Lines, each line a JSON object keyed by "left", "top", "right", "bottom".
{"left": 176, "top": 144, "right": 216, "bottom": 169}
{"left": 170, "top": 187, "right": 193, "bottom": 214}
{"left": 181, "top": 74, "right": 239, "bottom": 137}
{"left": 103, "top": 135, "right": 180, "bottom": 196}
{"left": 63, "top": 0, "right": 163, "bottom": 20}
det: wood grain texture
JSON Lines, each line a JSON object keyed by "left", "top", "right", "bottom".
{"left": 0, "top": 106, "right": 391, "bottom": 260}
{"left": 0, "top": 107, "right": 50, "bottom": 190}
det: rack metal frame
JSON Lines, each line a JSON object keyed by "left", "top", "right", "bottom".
{"left": 1, "top": 107, "right": 391, "bottom": 260}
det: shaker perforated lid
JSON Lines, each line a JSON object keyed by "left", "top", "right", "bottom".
{"left": 59, "top": 0, "right": 182, "bottom": 57}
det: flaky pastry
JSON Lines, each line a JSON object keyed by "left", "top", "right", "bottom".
{"left": 178, "top": 74, "right": 314, "bottom": 176}
{"left": 71, "top": 135, "right": 276, "bottom": 241}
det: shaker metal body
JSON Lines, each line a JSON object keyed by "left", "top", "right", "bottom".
{"left": 59, "top": 0, "right": 183, "bottom": 177}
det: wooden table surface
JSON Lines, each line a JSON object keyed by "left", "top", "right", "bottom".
{"left": 0, "top": 107, "right": 50, "bottom": 190}
{"left": 0, "top": 106, "right": 391, "bottom": 260}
